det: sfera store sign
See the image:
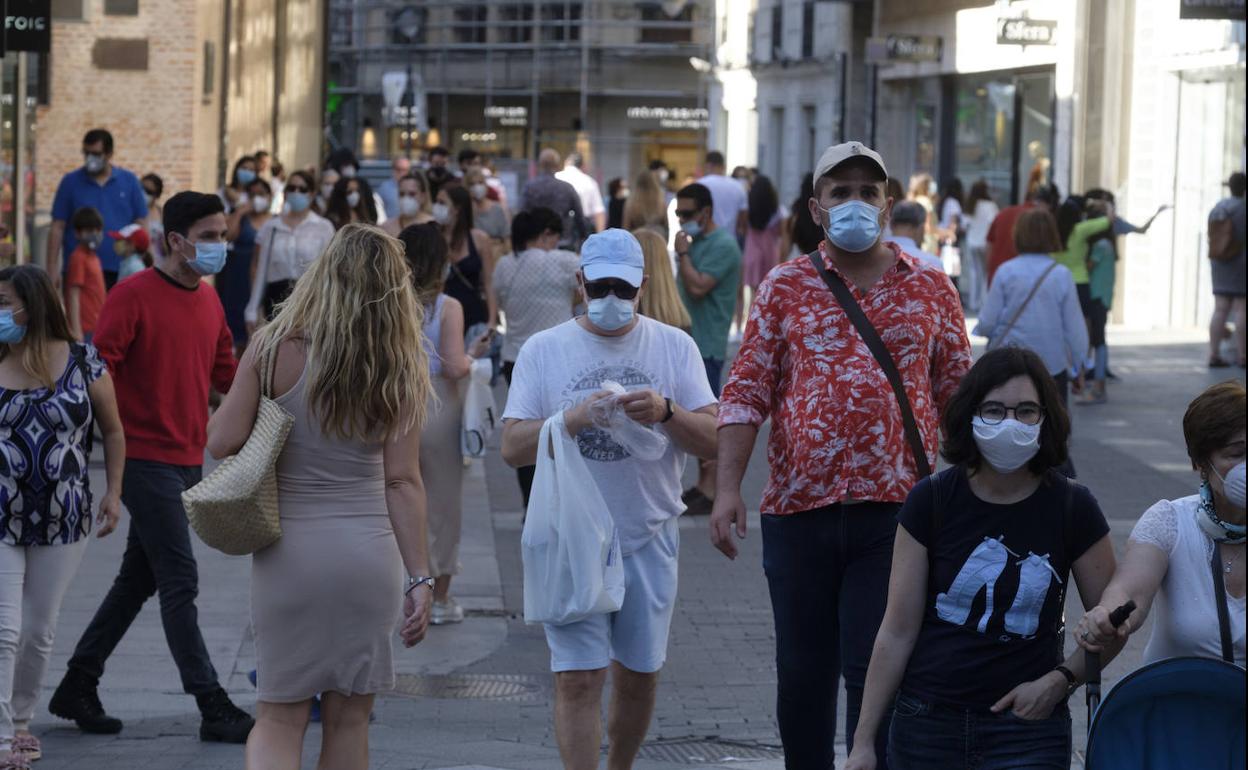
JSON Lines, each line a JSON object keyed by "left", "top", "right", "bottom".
{"left": 997, "top": 17, "right": 1057, "bottom": 46}
{"left": 2, "top": 0, "right": 51, "bottom": 56}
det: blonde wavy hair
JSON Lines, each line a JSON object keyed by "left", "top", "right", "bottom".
{"left": 250, "top": 223, "right": 431, "bottom": 441}
{"left": 624, "top": 169, "right": 668, "bottom": 232}
{"left": 633, "top": 229, "right": 691, "bottom": 333}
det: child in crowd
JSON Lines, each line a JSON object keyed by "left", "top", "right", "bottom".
{"left": 66, "top": 207, "right": 108, "bottom": 342}
{"left": 110, "top": 223, "right": 153, "bottom": 282}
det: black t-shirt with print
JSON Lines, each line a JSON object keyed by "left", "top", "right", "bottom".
{"left": 897, "top": 467, "right": 1109, "bottom": 710}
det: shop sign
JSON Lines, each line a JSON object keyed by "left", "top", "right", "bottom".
{"left": 997, "top": 17, "right": 1056, "bottom": 46}
{"left": 1178, "top": 0, "right": 1244, "bottom": 20}
{"left": 484, "top": 106, "right": 527, "bottom": 127}
{"left": 626, "top": 106, "right": 708, "bottom": 130}
{"left": 2, "top": 0, "right": 53, "bottom": 55}
{"left": 865, "top": 35, "right": 943, "bottom": 64}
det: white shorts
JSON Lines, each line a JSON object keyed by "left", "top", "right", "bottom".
{"left": 543, "top": 516, "right": 679, "bottom": 674}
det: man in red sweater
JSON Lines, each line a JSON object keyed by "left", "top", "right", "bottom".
{"left": 49, "top": 192, "right": 254, "bottom": 744}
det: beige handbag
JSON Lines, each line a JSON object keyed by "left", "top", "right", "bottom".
{"left": 183, "top": 344, "right": 293, "bottom": 555}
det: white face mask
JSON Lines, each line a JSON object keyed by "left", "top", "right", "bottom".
{"left": 399, "top": 196, "right": 421, "bottom": 217}
{"left": 1214, "top": 461, "right": 1247, "bottom": 510}
{"left": 432, "top": 202, "right": 451, "bottom": 225}
{"left": 251, "top": 195, "right": 270, "bottom": 212}
{"left": 321, "top": 182, "right": 335, "bottom": 200}
{"left": 346, "top": 191, "right": 362, "bottom": 209}
{"left": 470, "top": 183, "right": 488, "bottom": 201}
{"left": 341, "top": 165, "right": 357, "bottom": 178}
{"left": 972, "top": 417, "right": 1042, "bottom": 473}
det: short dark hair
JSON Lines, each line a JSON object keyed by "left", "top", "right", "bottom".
{"left": 567, "top": 151, "right": 584, "bottom": 168}
{"left": 246, "top": 177, "right": 273, "bottom": 197}
{"left": 1229, "top": 172, "right": 1246, "bottom": 198}
{"left": 1183, "top": 380, "right": 1246, "bottom": 471}
{"left": 71, "top": 206, "right": 104, "bottom": 233}
{"left": 511, "top": 207, "right": 562, "bottom": 249}
{"left": 286, "top": 169, "right": 315, "bottom": 192}
{"left": 648, "top": 159, "right": 668, "bottom": 171}
{"left": 458, "top": 148, "right": 481, "bottom": 166}
{"left": 890, "top": 200, "right": 928, "bottom": 228}
{"left": 940, "top": 346, "right": 1071, "bottom": 475}
{"left": 1028, "top": 182, "right": 1060, "bottom": 207}
{"left": 142, "top": 173, "right": 164, "bottom": 198}
{"left": 326, "top": 147, "right": 359, "bottom": 172}
{"left": 429, "top": 146, "right": 450, "bottom": 159}
{"left": 705, "top": 151, "right": 726, "bottom": 168}
{"left": 83, "top": 128, "right": 114, "bottom": 154}
{"left": 1014, "top": 209, "right": 1063, "bottom": 253}
{"left": 677, "top": 182, "right": 713, "bottom": 212}
{"left": 162, "top": 191, "right": 226, "bottom": 250}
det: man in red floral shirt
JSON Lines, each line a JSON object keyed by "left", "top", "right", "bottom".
{"left": 709, "top": 142, "right": 972, "bottom": 767}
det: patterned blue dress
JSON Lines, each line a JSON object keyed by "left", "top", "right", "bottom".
{"left": 0, "top": 344, "right": 106, "bottom": 546}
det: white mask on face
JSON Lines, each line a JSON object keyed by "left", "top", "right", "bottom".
{"left": 251, "top": 195, "right": 270, "bottom": 212}
{"left": 321, "top": 182, "right": 335, "bottom": 200}
{"left": 346, "top": 191, "right": 361, "bottom": 209}
{"left": 399, "top": 196, "right": 421, "bottom": 217}
{"left": 1214, "top": 462, "right": 1247, "bottom": 510}
{"left": 972, "top": 417, "right": 1042, "bottom": 473}
{"left": 432, "top": 202, "right": 451, "bottom": 225}
{"left": 470, "top": 183, "right": 488, "bottom": 201}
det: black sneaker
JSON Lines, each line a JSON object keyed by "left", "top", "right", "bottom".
{"left": 48, "top": 670, "right": 124, "bottom": 734}
{"left": 196, "top": 688, "right": 254, "bottom": 744}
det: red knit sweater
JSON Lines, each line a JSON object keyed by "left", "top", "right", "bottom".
{"left": 93, "top": 268, "right": 237, "bottom": 466}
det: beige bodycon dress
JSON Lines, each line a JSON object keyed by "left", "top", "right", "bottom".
{"left": 251, "top": 362, "right": 403, "bottom": 702}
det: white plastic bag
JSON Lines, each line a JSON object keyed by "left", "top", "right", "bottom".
{"left": 589, "top": 380, "right": 671, "bottom": 462}
{"left": 461, "top": 358, "right": 497, "bottom": 459}
{"left": 941, "top": 243, "right": 962, "bottom": 278}
{"left": 521, "top": 411, "right": 625, "bottom": 625}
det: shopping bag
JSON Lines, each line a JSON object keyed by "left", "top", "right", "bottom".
{"left": 521, "top": 412, "right": 625, "bottom": 625}
{"left": 461, "top": 358, "right": 497, "bottom": 459}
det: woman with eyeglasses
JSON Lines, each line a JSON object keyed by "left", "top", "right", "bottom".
{"left": 845, "top": 347, "right": 1117, "bottom": 770}
{"left": 244, "top": 170, "right": 335, "bottom": 334}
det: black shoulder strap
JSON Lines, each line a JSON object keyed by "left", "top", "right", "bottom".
{"left": 1211, "top": 541, "right": 1235, "bottom": 663}
{"left": 808, "top": 251, "right": 932, "bottom": 478}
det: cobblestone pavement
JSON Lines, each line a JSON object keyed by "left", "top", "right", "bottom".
{"left": 27, "top": 329, "right": 1245, "bottom": 769}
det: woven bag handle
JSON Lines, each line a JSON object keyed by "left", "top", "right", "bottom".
{"left": 259, "top": 342, "right": 278, "bottom": 400}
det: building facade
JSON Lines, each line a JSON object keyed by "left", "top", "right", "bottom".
{"left": 325, "top": 0, "right": 714, "bottom": 196}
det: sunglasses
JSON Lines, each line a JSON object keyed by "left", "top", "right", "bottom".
{"left": 285, "top": 185, "right": 310, "bottom": 194}
{"left": 674, "top": 208, "right": 701, "bottom": 220}
{"left": 583, "top": 279, "right": 639, "bottom": 300}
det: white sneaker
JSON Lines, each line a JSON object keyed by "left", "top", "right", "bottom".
{"left": 430, "top": 598, "right": 465, "bottom": 625}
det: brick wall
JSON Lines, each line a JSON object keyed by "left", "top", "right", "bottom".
{"left": 35, "top": 0, "right": 219, "bottom": 216}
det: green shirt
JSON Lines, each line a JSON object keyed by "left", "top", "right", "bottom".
{"left": 1052, "top": 216, "right": 1110, "bottom": 285}
{"left": 1087, "top": 239, "right": 1116, "bottom": 309}
{"left": 678, "top": 228, "right": 742, "bottom": 360}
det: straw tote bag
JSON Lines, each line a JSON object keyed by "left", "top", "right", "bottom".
{"left": 183, "top": 344, "right": 293, "bottom": 555}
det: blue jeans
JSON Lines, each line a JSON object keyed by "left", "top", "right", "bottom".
{"left": 888, "top": 692, "right": 1072, "bottom": 770}
{"left": 703, "top": 357, "right": 723, "bottom": 399}
{"left": 762, "top": 503, "right": 898, "bottom": 769}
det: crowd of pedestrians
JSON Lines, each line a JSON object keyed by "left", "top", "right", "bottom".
{"left": 0, "top": 124, "right": 1241, "bottom": 770}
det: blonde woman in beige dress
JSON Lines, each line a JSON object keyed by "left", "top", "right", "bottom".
{"left": 207, "top": 223, "right": 435, "bottom": 770}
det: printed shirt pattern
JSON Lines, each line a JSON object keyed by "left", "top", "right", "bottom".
{"left": 0, "top": 344, "right": 106, "bottom": 545}
{"left": 719, "top": 241, "right": 972, "bottom": 514}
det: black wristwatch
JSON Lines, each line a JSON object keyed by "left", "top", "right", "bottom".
{"left": 661, "top": 397, "right": 675, "bottom": 423}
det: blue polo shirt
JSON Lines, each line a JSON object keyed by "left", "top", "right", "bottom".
{"left": 51, "top": 166, "right": 148, "bottom": 274}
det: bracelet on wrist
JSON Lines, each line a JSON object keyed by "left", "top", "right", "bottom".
{"left": 405, "top": 576, "right": 435, "bottom": 595}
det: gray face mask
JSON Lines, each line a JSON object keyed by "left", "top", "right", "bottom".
{"left": 84, "top": 154, "right": 106, "bottom": 175}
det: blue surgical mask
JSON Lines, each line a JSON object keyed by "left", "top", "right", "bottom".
{"left": 0, "top": 310, "right": 26, "bottom": 344}
{"left": 187, "top": 241, "right": 228, "bottom": 276}
{"left": 587, "top": 295, "right": 635, "bottom": 331}
{"left": 286, "top": 192, "right": 311, "bottom": 213}
{"left": 237, "top": 169, "right": 257, "bottom": 186}
{"left": 823, "top": 200, "right": 883, "bottom": 253}
{"left": 681, "top": 220, "right": 703, "bottom": 238}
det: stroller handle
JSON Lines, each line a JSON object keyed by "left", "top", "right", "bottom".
{"left": 1086, "top": 600, "right": 1137, "bottom": 740}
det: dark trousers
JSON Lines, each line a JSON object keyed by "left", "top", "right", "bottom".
{"left": 67, "top": 459, "right": 219, "bottom": 696}
{"left": 888, "top": 693, "right": 1071, "bottom": 770}
{"left": 1052, "top": 372, "right": 1077, "bottom": 479}
{"left": 762, "top": 502, "right": 899, "bottom": 770}
{"left": 501, "top": 361, "right": 535, "bottom": 508}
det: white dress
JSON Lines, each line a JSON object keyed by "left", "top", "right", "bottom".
{"left": 1130, "top": 496, "right": 1246, "bottom": 666}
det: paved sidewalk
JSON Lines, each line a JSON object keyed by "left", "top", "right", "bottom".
{"left": 25, "top": 330, "right": 1245, "bottom": 769}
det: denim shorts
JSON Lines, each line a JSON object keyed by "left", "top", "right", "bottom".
{"left": 543, "top": 517, "right": 679, "bottom": 674}
{"left": 888, "top": 691, "right": 1072, "bottom": 770}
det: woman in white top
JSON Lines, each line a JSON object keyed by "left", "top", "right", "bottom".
{"left": 963, "top": 179, "right": 999, "bottom": 313}
{"left": 245, "top": 171, "right": 336, "bottom": 334}
{"left": 1076, "top": 380, "right": 1245, "bottom": 667}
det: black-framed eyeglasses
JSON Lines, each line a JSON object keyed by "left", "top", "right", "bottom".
{"left": 976, "top": 401, "right": 1046, "bottom": 426}
{"left": 674, "top": 208, "right": 701, "bottom": 220}
{"left": 583, "top": 279, "right": 639, "bottom": 300}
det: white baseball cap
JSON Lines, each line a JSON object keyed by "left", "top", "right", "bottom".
{"left": 580, "top": 229, "right": 645, "bottom": 287}
{"left": 814, "top": 141, "right": 888, "bottom": 183}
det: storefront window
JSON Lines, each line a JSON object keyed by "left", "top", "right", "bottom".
{"left": 1, "top": 54, "right": 37, "bottom": 267}
{"left": 952, "top": 70, "right": 1053, "bottom": 207}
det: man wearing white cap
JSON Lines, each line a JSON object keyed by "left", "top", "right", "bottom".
{"left": 501, "top": 229, "right": 719, "bottom": 768}
{"left": 710, "top": 142, "right": 972, "bottom": 767}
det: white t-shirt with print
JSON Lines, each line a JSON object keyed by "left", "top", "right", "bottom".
{"left": 503, "top": 316, "right": 716, "bottom": 553}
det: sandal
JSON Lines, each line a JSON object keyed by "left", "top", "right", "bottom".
{"left": 0, "top": 749, "right": 32, "bottom": 769}
{"left": 11, "top": 733, "right": 39, "bottom": 762}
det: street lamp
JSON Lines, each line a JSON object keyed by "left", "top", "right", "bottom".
{"left": 397, "top": 7, "right": 422, "bottom": 161}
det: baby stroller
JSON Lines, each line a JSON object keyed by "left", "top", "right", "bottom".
{"left": 1084, "top": 655, "right": 1245, "bottom": 770}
